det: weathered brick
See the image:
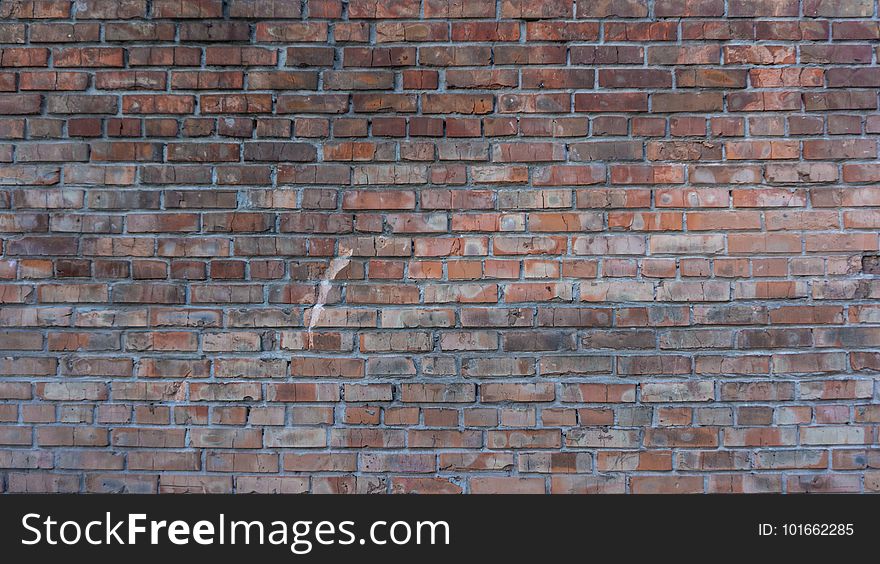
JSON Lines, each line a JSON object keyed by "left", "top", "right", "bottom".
{"left": 0, "top": 0, "right": 874, "bottom": 495}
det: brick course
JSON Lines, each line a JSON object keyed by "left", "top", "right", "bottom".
{"left": 0, "top": 0, "right": 878, "bottom": 494}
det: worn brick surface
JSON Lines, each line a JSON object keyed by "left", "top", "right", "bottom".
{"left": 0, "top": 0, "right": 878, "bottom": 494}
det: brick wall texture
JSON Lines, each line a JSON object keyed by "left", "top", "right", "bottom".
{"left": 0, "top": 0, "right": 879, "bottom": 495}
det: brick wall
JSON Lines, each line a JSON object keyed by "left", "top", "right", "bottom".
{"left": 0, "top": 0, "right": 878, "bottom": 494}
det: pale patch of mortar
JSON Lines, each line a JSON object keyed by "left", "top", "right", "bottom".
{"left": 305, "top": 249, "right": 354, "bottom": 341}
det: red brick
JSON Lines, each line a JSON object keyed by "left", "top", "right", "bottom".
{"left": 0, "top": 0, "right": 875, "bottom": 495}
